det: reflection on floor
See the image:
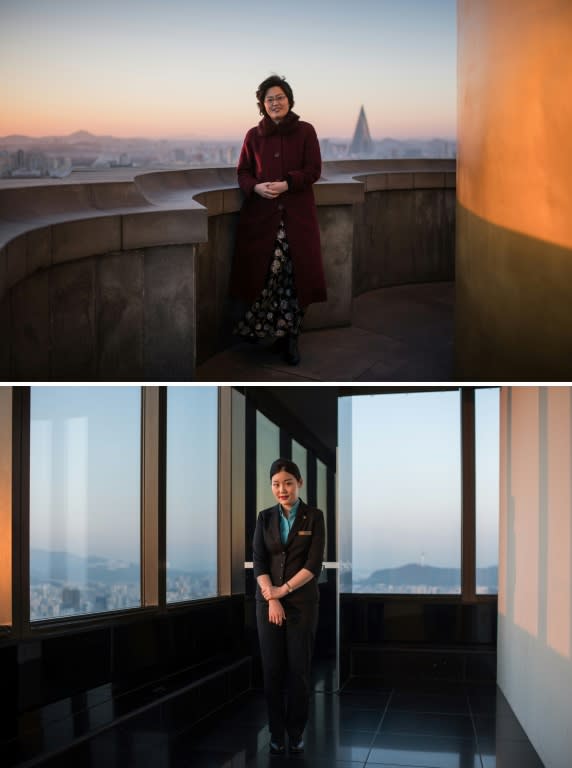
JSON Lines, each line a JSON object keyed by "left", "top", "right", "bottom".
{"left": 39, "top": 679, "right": 545, "bottom": 768}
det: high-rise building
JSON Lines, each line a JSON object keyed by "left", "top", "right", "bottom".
{"left": 348, "top": 105, "right": 374, "bottom": 158}
{"left": 61, "top": 587, "right": 80, "bottom": 612}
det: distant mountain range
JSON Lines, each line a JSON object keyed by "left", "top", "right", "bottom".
{"left": 0, "top": 130, "right": 222, "bottom": 149}
{"left": 31, "top": 549, "right": 140, "bottom": 586}
{"left": 1, "top": 130, "right": 455, "bottom": 150}
{"left": 31, "top": 550, "right": 490, "bottom": 590}
{"left": 4, "top": 130, "right": 110, "bottom": 142}
{"left": 358, "top": 563, "right": 497, "bottom": 588}
{"left": 30, "top": 549, "right": 209, "bottom": 586}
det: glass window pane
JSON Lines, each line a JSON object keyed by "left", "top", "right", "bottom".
{"left": 30, "top": 387, "right": 141, "bottom": 621}
{"left": 342, "top": 391, "right": 462, "bottom": 594}
{"left": 317, "top": 458, "right": 328, "bottom": 560}
{"left": 256, "top": 412, "right": 280, "bottom": 512}
{"left": 292, "top": 439, "right": 307, "bottom": 491}
{"left": 166, "top": 387, "right": 218, "bottom": 602}
{"left": 475, "top": 388, "right": 500, "bottom": 594}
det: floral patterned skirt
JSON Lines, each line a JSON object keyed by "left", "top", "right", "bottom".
{"left": 233, "top": 220, "right": 303, "bottom": 340}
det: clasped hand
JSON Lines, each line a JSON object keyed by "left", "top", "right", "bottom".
{"left": 261, "top": 584, "right": 287, "bottom": 626}
{"left": 254, "top": 181, "right": 288, "bottom": 199}
{"left": 261, "top": 584, "right": 284, "bottom": 601}
{"left": 268, "top": 598, "right": 286, "bottom": 626}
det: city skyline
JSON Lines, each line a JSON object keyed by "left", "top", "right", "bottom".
{"left": 0, "top": 0, "right": 457, "bottom": 141}
{"left": 29, "top": 545, "right": 496, "bottom": 621}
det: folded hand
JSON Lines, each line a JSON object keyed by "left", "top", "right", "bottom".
{"left": 268, "top": 599, "right": 286, "bottom": 626}
{"left": 261, "top": 585, "right": 284, "bottom": 601}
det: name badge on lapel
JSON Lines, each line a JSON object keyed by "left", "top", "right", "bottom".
{"left": 298, "top": 531, "right": 312, "bottom": 536}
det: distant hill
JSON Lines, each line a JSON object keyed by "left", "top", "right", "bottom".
{"left": 0, "top": 130, "right": 203, "bottom": 147}
{"left": 30, "top": 549, "right": 208, "bottom": 586}
{"left": 1, "top": 130, "right": 137, "bottom": 144}
{"left": 68, "top": 130, "right": 98, "bottom": 140}
{"left": 359, "top": 563, "right": 497, "bottom": 588}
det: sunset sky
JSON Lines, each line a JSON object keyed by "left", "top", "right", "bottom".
{"left": 0, "top": 0, "right": 457, "bottom": 141}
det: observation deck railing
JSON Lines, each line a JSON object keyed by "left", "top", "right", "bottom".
{"left": 0, "top": 160, "right": 455, "bottom": 380}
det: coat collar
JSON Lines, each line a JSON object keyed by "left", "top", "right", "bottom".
{"left": 257, "top": 110, "right": 300, "bottom": 137}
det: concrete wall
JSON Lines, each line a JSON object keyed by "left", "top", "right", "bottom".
{"left": 2, "top": 245, "right": 196, "bottom": 381}
{"left": 499, "top": 387, "right": 572, "bottom": 768}
{"left": 456, "top": 0, "right": 572, "bottom": 379}
{"left": 353, "top": 185, "right": 455, "bottom": 295}
{"left": 0, "top": 161, "right": 455, "bottom": 380}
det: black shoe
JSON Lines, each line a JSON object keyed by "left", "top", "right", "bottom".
{"left": 283, "top": 334, "right": 300, "bottom": 365}
{"left": 269, "top": 740, "right": 285, "bottom": 755}
{"left": 289, "top": 738, "right": 304, "bottom": 753}
{"left": 270, "top": 335, "right": 288, "bottom": 354}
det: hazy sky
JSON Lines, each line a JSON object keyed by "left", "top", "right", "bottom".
{"left": 339, "top": 389, "right": 500, "bottom": 577}
{"left": 30, "top": 386, "right": 219, "bottom": 572}
{"left": 0, "top": 0, "right": 457, "bottom": 140}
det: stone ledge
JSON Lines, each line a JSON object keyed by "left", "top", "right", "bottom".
{"left": 0, "top": 159, "right": 456, "bottom": 306}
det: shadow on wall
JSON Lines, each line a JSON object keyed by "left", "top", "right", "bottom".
{"left": 455, "top": 206, "right": 572, "bottom": 381}
{"left": 501, "top": 387, "right": 572, "bottom": 656}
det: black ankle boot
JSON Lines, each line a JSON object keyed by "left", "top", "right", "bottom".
{"left": 270, "top": 335, "right": 288, "bottom": 354}
{"left": 283, "top": 333, "right": 300, "bottom": 365}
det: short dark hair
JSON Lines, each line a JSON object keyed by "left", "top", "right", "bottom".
{"left": 256, "top": 75, "right": 294, "bottom": 117}
{"left": 269, "top": 457, "right": 302, "bottom": 482}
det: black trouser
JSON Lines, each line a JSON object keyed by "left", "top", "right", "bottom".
{"left": 256, "top": 599, "right": 318, "bottom": 743}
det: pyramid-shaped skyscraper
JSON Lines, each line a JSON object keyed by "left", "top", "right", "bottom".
{"left": 348, "top": 106, "right": 373, "bottom": 157}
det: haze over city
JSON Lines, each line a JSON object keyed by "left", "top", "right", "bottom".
{"left": 0, "top": 0, "right": 457, "bottom": 142}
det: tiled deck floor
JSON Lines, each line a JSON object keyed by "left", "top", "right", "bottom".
{"left": 197, "top": 282, "right": 454, "bottom": 382}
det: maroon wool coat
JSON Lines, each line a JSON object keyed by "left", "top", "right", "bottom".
{"left": 230, "top": 111, "right": 327, "bottom": 308}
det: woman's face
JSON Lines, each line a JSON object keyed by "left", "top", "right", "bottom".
{"left": 263, "top": 86, "right": 290, "bottom": 122}
{"left": 271, "top": 470, "right": 302, "bottom": 509}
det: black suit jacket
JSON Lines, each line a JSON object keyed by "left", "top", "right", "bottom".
{"left": 253, "top": 499, "right": 325, "bottom": 604}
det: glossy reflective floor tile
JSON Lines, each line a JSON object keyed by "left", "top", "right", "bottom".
{"left": 328, "top": 691, "right": 392, "bottom": 710}
{"left": 380, "top": 711, "right": 476, "bottom": 740}
{"left": 248, "top": 759, "right": 367, "bottom": 768}
{"left": 338, "top": 707, "right": 383, "bottom": 732}
{"left": 390, "top": 690, "right": 470, "bottom": 715}
{"left": 188, "top": 724, "right": 270, "bottom": 753}
{"left": 245, "top": 757, "right": 365, "bottom": 768}
{"left": 294, "top": 727, "right": 376, "bottom": 764}
{"left": 367, "top": 732, "right": 481, "bottom": 768}
{"left": 15, "top": 683, "right": 548, "bottom": 768}
{"left": 304, "top": 692, "right": 388, "bottom": 743}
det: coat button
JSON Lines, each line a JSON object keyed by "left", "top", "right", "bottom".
{"left": 277, "top": 203, "right": 284, "bottom": 211}
{"left": 274, "top": 152, "right": 280, "bottom": 158}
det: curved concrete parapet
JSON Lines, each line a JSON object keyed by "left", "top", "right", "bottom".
{"left": 0, "top": 160, "right": 455, "bottom": 381}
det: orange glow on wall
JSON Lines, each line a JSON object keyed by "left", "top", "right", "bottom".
{"left": 547, "top": 388, "right": 571, "bottom": 658}
{"left": 457, "top": 0, "right": 572, "bottom": 249}
{"left": 0, "top": 388, "right": 12, "bottom": 627}
{"left": 510, "top": 388, "right": 539, "bottom": 637}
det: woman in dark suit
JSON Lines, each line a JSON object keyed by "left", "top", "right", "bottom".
{"left": 253, "top": 458, "right": 325, "bottom": 754}
{"left": 231, "top": 75, "right": 327, "bottom": 365}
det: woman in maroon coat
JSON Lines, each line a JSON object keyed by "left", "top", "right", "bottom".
{"left": 231, "top": 75, "right": 327, "bottom": 365}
